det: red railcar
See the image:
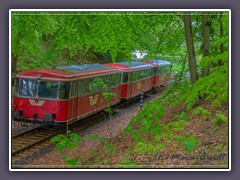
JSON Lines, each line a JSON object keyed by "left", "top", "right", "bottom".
{"left": 12, "top": 64, "right": 121, "bottom": 126}
{"left": 142, "top": 60, "right": 172, "bottom": 91}
{"left": 105, "top": 61, "right": 153, "bottom": 100}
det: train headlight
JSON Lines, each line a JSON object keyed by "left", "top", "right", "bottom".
{"left": 18, "top": 101, "right": 24, "bottom": 107}
{"left": 50, "top": 105, "right": 56, "bottom": 110}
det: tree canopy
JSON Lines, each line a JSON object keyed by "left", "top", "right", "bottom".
{"left": 11, "top": 11, "right": 229, "bottom": 81}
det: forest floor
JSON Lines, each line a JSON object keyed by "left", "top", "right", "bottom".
{"left": 22, "top": 95, "right": 229, "bottom": 169}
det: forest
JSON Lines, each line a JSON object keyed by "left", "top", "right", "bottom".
{"left": 11, "top": 11, "right": 229, "bottom": 168}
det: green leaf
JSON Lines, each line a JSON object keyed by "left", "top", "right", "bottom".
{"left": 69, "top": 143, "right": 77, "bottom": 150}
{"left": 185, "top": 117, "right": 191, "bottom": 122}
{"left": 50, "top": 136, "right": 61, "bottom": 143}
{"left": 154, "top": 143, "right": 165, "bottom": 150}
{"left": 69, "top": 133, "right": 81, "bottom": 142}
{"left": 154, "top": 135, "right": 162, "bottom": 141}
{"left": 55, "top": 143, "right": 64, "bottom": 152}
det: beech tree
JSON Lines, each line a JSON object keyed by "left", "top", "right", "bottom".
{"left": 183, "top": 12, "right": 198, "bottom": 84}
{"left": 11, "top": 12, "right": 57, "bottom": 74}
{"left": 201, "top": 12, "right": 210, "bottom": 76}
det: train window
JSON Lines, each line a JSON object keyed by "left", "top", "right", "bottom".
{"left": 111, "top": 75, "right": 115, "bottom": 87}
{"left": 118, "top": 74, "right": 121, "bottom": 83}
{"left": 102, "top": 76, "right": 108, "bottom": 84}
{"left": 18, "top": 79, "right": 38, "bottom": 97}
{"left": 109, "top": 75, "right": 115, "bottom": 87}
{"left": 59, "top": 82, "right": 70, "bottom": 99}
{"left": 85, "top": 79, "right": 90, "bottom": 93}
{"left": 78, "top": 80, "right": 86, "bottom": 96}
{"left": 128, "top": 72, "right": 132, "bottom": 82}
{"left": 38, "top": 81, "right": 59, "bottom": 98}
{"left": 70, "top": 82, "right": 77, "bottom": 98}
{"left": 147, "top": 70, "right": 151, "bottom": 77}
{"left": 89, "top": 78, "right": 100, "bottom": 93}
{"left": 112, "top": 74, "right": 119, "bottom": 87}
{"left": 139, "top": 71, "right": 143, "bottom": 79}
{"left": 116, "top": 74, "right": 120, "bottom": 85}
{"left": 142, "top": 71, "right": 145, "bottom": 79}
{"left": 103, "top": 75, "right": 110, "bottom": 88}
{"left": 15, "top": 79, "right": 19, "bottom": 94}
{"left": 143, "top": 70, "right": 147, "bottom": 78}
{"left": 106, "top": 75, "right": 111, "bottom": 87}
{"left": 122, "top": 73, "right": 128, "bottom": 83}
{"left": 89, "top": 78, "right": 94, "bottom": 92}
{"left": 163, "top": 67, "right": 166, "bottom": 73}
{"left": 159, "top": 68, "right": 163, "bottom": 75}
{"left": 152, "top": 69, "right": 156, "bottom": 76}
{"left": 132, "top": 72, "right": 138, "bottom": 81}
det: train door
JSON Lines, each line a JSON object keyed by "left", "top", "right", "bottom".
{"left": 159, "top": 67, "right": 164, "bottom": 85}
{"left": 69, "top": 82, "right": 78, "bottom": 120}
{"left": 152, "top": 68, "right": 157, "bottom": 87}
{"left": 128, "top": 72, "right": 132, "bottom": 98}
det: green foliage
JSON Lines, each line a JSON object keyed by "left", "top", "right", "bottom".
{"left": 103, "top": 144, "right": 116, "bottom": 155}
{"left": 192, "top": 106, "right": 211, "bottom": 120}
{"left": 51, "top": 131, "right": 114, "bottom": 167}
{"left": 135, "top": 100, "right": 165, "bottom": 121}
{"left": 91, "top": 77, "right": 116, "bottom": 117}
{"left": 15, "top": 12, "right": 228, "bottom": 167}
{"left": 124, "top": 98, "right": 197, "bottom": 157}
{"left": 164, "top": 64, "right": 228, "bottom": 111}
{"left": 174, "top": 111, "right": 191, "bottom": 122}
{"left": 217, "top": 144, "right": 224, "bottom": 151}
{"left": 159, "top": 13, "right": 229, "bottom": 113}
{"left": 179, "top": 136, "right": 199, "bottom": 154}
{"left": 117, "top": 156, "right": 137, "bottom": 168}
{"left": 134, "top": 142, "right": 165, "bottom": 155}
{"left": 211, "top": 114, "right": 227, "bottom": 126}
{"left": 12, "top": 12, "right": 59, "bottom": 71}
{"left": 11, "top": 11, "right": 193, "bottom": 73}
{"left": 50, "top": 131, "right": 81, "bottom": 152}
{"left": 66, "top": 157, "right": 83, "bottom": 168}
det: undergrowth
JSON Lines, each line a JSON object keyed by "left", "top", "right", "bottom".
{"left": 50, "top": 52, "right": 228, "bottom": 167}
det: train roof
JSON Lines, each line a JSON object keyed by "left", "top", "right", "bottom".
{"left": 146, "top": 59, "right": 172, "bottom": 67}
{"left": 16, "top": 64, "right": 119, "bottom": 80}
{"left": 105, "top": 61, "right": 153, "bottom": 71}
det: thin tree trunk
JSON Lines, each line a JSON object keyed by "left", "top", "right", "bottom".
{"left": 12, "top": 55, "right": 18, "bottom": 77}
{"left": 219, "top": 12, "right": 224, "bottom": 66}
{"left": 202, "top": 12, "right": 210, "bottom": 76}
{"left": 183, "top": 12, "right": 198, "bottom": 84}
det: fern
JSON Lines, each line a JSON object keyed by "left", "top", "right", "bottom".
{"left": 211, "top": 113, "right": 227, "bottom": 126}
{"left": 192, "top": 106, "right": 211, "bottom": 120}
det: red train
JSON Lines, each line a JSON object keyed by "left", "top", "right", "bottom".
{"left": 11, "top": 60, "right": 172, "bottom": 126}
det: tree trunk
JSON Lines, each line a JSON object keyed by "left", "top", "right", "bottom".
{"left": 12, "top": 55, "right": 18, "bottom": 77}
{"left": 202, "top": 12, "right": 210, "bottom": 76}
{"left": 183, "top": 12, "right": 198, "bottom": 84}
{"left": 219, "top": 12, "right": 224, "bottom": 66}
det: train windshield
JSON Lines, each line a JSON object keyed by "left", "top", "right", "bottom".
{"left": 38, "top": 81, "right": 59, "bottom": 98}
{"left": 16, "top": 79, "right": 70, "bottom": 99}
{"left": 17, "top": 79, "right": 38, "bottom": 97}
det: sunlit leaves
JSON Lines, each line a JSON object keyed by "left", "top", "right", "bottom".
{"left": 12, "top": 12, "right": 59, "bottom": 71}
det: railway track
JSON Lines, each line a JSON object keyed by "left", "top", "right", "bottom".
{"left": 12, "top": 126, "right": 64, "bottom": 155}
{"left": 11, "top": 89, "right": 165, "bottom": 166}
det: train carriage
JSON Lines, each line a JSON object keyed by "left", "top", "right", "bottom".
{"left": 12, "top": 64, "right": 121, "bottom": 126}
{"left": 142, "top": 60, "right": 172, "bottom": 91}
{"left": 105, "top": 61, "right": 153, "bottom": 100}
